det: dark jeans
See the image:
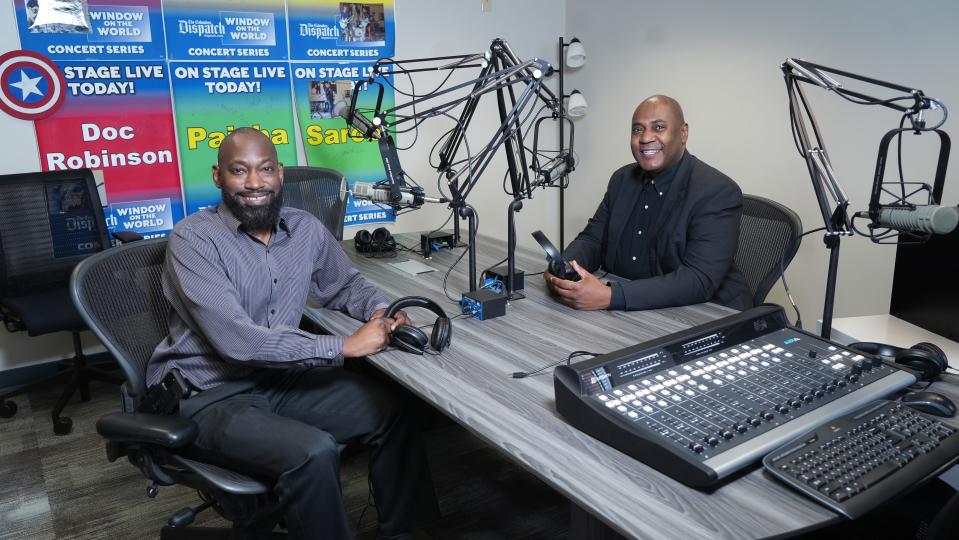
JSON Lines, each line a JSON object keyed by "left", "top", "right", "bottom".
{"left": 185, "top": 367, "right": 436, "bottom": 539}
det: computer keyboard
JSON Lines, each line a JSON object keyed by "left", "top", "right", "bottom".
{"left": 763, "top": 400, "right": 959, "bottom": 519}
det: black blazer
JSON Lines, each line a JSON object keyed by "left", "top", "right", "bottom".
{"left": 564, "top": 152, "right": 752, "bottom": 311}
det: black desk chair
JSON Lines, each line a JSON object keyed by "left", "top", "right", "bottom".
{"left": 72, "top": 238, "right": 284, "bottom": 538}
{"left": 734, "top": 194, "right": 803, "bottom": 306}
{"left": 281, "top": 166, "right": 349, "bottom": 241}
{"left": 0, "top": 168, "right": 122, "bottom": 435}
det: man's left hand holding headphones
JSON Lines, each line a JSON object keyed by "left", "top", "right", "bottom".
{"left": 341, "top": 307, "right": 411, "bottom": 357}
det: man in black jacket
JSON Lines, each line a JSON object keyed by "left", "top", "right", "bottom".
{"left": 546, "top": 95, "right": 752, "bottom": 311}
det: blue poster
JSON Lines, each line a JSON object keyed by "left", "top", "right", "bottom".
{"left": 163, "top": 0, "right": 288, "bottom": 60}
{"left": 13, "top": 0, "right": 166, "bottom": 61}
{"left": 288, "top": 0, "right": 395, "bottom": 61}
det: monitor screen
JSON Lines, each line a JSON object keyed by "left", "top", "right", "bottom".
{"left": 889, "top": 229, "right": 959, "bottom": 342}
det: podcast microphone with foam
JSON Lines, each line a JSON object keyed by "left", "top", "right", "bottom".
{"left": 876, "top": 205, "right": 959, "bottom": 235}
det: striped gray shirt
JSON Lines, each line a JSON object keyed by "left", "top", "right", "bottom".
{"left": 146, "top": 203, "right": 389, "bottom": 391}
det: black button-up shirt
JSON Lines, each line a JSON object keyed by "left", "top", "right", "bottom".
{"left": 613, "top": 154, "right": 683, "bottom": 280}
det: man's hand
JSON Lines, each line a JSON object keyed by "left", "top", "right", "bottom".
{"left": 544, "top": 260, "right": 611, "bottom": 310}
{"left": 343, "top": 317, "right": 393, "bottom": 357}
{"left": 370, "top": 308, "right": 411, "bottom": 330}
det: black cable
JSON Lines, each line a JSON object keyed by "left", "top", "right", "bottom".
{"left": 779, "top": 226, "right": 827, "bottom": 329}
{"left": 511, "top": 350, "right": 600, "bottom": 379}
{"left": 441, "top": 207, "right": 479, "bottom": 303}
{"left": 442, "top": 244, "right": 471, "bottom": 303}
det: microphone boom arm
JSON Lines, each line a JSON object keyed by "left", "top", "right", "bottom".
{"left": 781, "top": 58, "right": 951, "bottom": 339}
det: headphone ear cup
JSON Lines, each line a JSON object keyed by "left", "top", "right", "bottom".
{"left": 391, "top": 324, "right": 428, "bottom": 355}
{"left": 430, "top": 317, "right": 452, "bottom": 352}
{"left": 911, "top": 342, "right": 948, "bottom": 373}
{"left": 848, "top": 342, "right": 903, "bottom": 359}
{"left": 894, "top": 347, "right": 940, "bottom": 381}
{"left": 371, "top": 227, "right": 392, "bottom": 245}
{"left": 354, "top": 229, "right": 372, "bottom": 253}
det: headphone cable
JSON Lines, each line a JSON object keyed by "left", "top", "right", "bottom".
{"left": 512, "top": 350, "right": 600, "bottom": 379}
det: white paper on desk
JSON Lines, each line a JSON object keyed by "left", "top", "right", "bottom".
{"left": 389, "top": 259, "right": 436, "bottom": 276}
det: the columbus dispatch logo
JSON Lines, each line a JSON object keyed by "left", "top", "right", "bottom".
{"left": 0, "top": 50, "right": 65, "bottom": 120}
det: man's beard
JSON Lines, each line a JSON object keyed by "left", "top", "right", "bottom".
{"left": 221, "top": 188, "right": 283, "bottom": 231}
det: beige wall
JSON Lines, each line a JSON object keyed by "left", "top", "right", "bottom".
{"left": 563, "top": 0, "right": 959, "bottom": 329}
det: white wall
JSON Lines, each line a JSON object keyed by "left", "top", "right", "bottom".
{"left": 0, "top": 0, "right": 565, "bottom": 371}
{"left": 10, "top": 0, "right": 953, "bottom": 371}
{"left": 564, "top": 0, "right": 959, "bottom": 328}
{"left": 379, "top": 0, "right": 565, "bottom": 249}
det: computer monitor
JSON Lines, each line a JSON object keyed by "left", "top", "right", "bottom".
{"left": 889, "top": 229, "right": 959, "bottom": 342}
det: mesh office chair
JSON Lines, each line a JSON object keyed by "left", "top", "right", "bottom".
{"left": 281, "top": 166, "right": 348, "bottom": 241}
{"left": 71, "top": 238, "right": 283, "bottom": 538}
{"left": 734, "top": 194, "right": 803, "bottom": 306}
{"left": 0, "top": 168, "right": 122, "bottom": 435}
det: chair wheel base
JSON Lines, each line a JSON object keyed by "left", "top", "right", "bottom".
{"left": 53, "top": 416, "right": 73, "bottom": 435}
{"left": 0, "top": 400, "right": 16, "bottom": 418}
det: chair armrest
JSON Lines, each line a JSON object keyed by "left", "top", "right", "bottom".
{"left": 96, "top": 411, "right": 198, "bottom": 449}
{"left": 112, "top": 231, "right": 144, "bottom": 243}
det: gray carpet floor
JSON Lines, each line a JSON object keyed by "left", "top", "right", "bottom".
{"left": 0, "top": 379, "right": 569, "bottom": 539}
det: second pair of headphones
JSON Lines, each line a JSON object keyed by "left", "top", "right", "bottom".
{"left": 385, "top": 296, "right": 451, "bottom": 355}
{"left": 848, "top": 341, "right": 948, "bottom": 382}
{"left": 354, "top": 227, "right": 396, "bottom": 257}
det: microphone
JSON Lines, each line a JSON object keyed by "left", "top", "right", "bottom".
{"left": 337, "top": 104, "right": 380, "bottom": 139}
{"left": 876, "top": 205, "right": 959, "bottom": 235}
{"left": 351, "top": 182, "right": 448, "bottom": 209}
{"left": 536, "top": 153, "right": 572, "bottom": 185}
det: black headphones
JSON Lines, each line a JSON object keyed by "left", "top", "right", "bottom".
{"left": 848, "top": 341, "right": 948, "bottom": 382}
{"left": 385, "top": 296, "right": 451, "bottom": 355}
{"left": 354, "top": 227, "right": 396, "bottom": 257}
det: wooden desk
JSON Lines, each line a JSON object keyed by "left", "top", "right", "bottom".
{"left": 306, "top": 233, "right": 841, "bottom": 539}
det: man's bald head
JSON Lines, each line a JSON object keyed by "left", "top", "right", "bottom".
{"left": 217, "top": 127, "right": 276, "bottom": 167}
{"left": 630, "top": 94, "right": 688, "bottom": 174}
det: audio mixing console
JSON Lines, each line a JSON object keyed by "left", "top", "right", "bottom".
{"left": 554, "top": 305, "right": 917, "bottom": 487}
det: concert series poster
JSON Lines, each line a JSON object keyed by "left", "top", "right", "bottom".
{"left": 291, "top": 61, "right": 395, "bottom": 225}
{"left": 33, "top": 60, "right": 184, "bottom": 238}
{"left": 163, "top": 0, "right": 288, "bottom": 61}
{"left": 13, "top": 0, "right": 166, "bottom": 61}
{"left": 170, "top": 61, "right": 297, "bottom": 214}
{"left": 287, "top": 0, "right": 394, "bottom": 61}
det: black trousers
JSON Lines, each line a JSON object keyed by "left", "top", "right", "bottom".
{"left": 185, "top": 366, "right": 436, "bottom": 539}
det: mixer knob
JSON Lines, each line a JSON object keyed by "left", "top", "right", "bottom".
{"left": 851, "top": 363, "right": 863, "bottom": 375}
{"left": 836, "top": 379, "right": 847, "bottom": 388}
{"left": 735, "top": 424, "right": 748, "bottom": 434}
{"left": 762, "top": 411, "right": 775, "bottom": 421}
{"left": 825, "top": 384, "right": 837, "bottom": 392}
{"left": 788, "top": 399, "right": 802, "bottom": 408}
{"left": 813, "top": 389, "right": 825, "bottom": 398}
{"left": 803, "top": 393, "right": 814, "bottom": 402}
{"left": 705, "top": 436, "right": 720, "bottom": 446}
{"left": 749, "top": 417, "right": 762, "bottom": 427}
{"left": 776, "top": 405, "right": 790, "bottom": 414}
{"left": 808, "top": 350, "right": 817, "bottom": 359}
{"left": 720, "top": 430, "right": 734, "bottom": 440}
{"left": 846, "top": 373, "right": 859, "bottom": 383}
{"left": 689, "top": 442, "right": 705, "bottom": 453}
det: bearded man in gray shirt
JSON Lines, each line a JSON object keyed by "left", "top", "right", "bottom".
{"left": 147, "top": 127, "right": 434, "bottom": 539}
